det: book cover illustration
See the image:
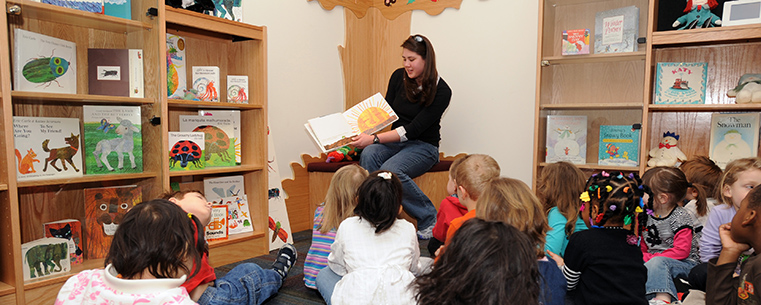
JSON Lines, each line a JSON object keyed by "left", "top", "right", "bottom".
{"left": 204, "top": 175, "right": 245, "bottom": 202}
{"left": 14, "top": 29, "right": 77, "bottom": 94}
{"left": 709, "top": 112, "right": 760, "bottom": 169}
{"left": 88, "top": 49, "right": 144, "bottom": 98}
{"left": 211, "top": 195, "right": 254, "bottom": 235}
{"left": 13, "top": 116, "right": 83, "bottom": 181}
{"left": 168, "top": 132, "right": 205, "bottom": 171}
{"left": 545, "top": 115, "right": 587, "bottom": 164}
{"left": 562, "top": 29, "right": 590, "bottom": 55}
{"left": 198, "top": 110, "right": 241, "bottom": 164}
{"left": 104, "top": 0, "right": 131, "bottom": 19}
{"left": 84, "top": 185, "right": 141, "bottom": 259}
{"left": 167, "top": 34, "right": 187, "bottom": 99}
{"left": 267, "top": 127, "right": 293, "bottom": 249}
{"left": 206, "top": 1, "right": 242, "bottom": 22}
{"left": 205, "top": 205, "right": 228, "bottom": 242}
{"left": 192, "top": 66, "right": 220, "bottom": 102}
{"left": 44, "top": 219, "right": 83, "bottom": 265}
{"left": 306, "top": 92, "right": 398, "bottom": 152}
{"left": 598, "top": 125, "right": 640, "bottom": 166}
{"left": 83, "top": 105, "right": 142, "bottom": 174}
{"left": 180, "top": 115, "right": 236, "bottom": 167}
{"left": 22, "top": 237, "right": 70, "bottom": 282}
{"left": 654, "top": 62, "right": 708, "bottom": 104}
{"left": 42, "top": 0, "right": 103, "bottom": 13}
{"left": 594, "top": 5, "right": 639, "bottom": 54}
{"left": 227, "top": 75, "right": 249, "bottom": 103}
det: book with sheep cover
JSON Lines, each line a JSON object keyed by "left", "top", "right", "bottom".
{"left": 598, "top": 125, "right": 640, "bottom": 166}
{"left": 82, "top": 105, "right": 142, "bottom": 175}
{"left": 709, "top": 112, "right": 760, "bottom": 169}
{"left": 545, "top": 115, "right": 587, "bottom": 164}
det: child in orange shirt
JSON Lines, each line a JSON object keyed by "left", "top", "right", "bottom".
{"left": 428, "top": 155, "right": 468, "bottom": 257}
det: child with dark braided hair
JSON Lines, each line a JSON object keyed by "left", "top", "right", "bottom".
{"left": 548, "top": 171, "right": 648, "bottom": 305}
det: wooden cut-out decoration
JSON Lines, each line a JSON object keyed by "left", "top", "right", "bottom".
{"left": 309, "top": 0, "right": 462, "bottom": 20}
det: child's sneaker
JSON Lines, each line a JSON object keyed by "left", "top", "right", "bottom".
{"left": 271, "top": 243, "right": 297, "bottom": 279}
{"left": 648, "top": 299, "right": 672, "bottom": 305}
{"left": 417, "top": 224, "right": 434, "bottom": 240}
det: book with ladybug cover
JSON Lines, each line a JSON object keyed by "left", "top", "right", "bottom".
{"left": 13, "top": 29, "right": 77, "bottom": 94}
{"left": 83, "top": 185, "right": 142, "bottom": 259}
{"left": 168, "top": 132, "right": 205, "bottom": 171}
{"left": 82, "top": 105, "right": 142, "bottom": 175}
{"left": 179, "top": 115, "right": 236, "bottom": 167}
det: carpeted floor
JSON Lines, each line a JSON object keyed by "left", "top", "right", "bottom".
{"left": 214, "top": 229, "right": 431, "bottom": 305}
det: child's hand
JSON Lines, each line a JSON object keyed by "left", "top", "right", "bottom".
{"left": 546, "top": 250, "right": 564, "bottom": 268}
{"left": 719, "top": 223, "right": 751, "bottom": 253}
{"left": 434, "top": 245, "right": 443, "bottom": 257}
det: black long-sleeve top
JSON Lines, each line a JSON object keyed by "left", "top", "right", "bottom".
{"left": 386, "top": 68, "right": 452, "bottom": 147}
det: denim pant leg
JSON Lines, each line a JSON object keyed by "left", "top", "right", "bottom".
{"left": 359, "top": 142, "right": 401, "bottom": 172}
{"left": 198, "top": 263, "right": 283, "bottom": 305}
{"left": 645, "top": 256, "right": 698, "bottom": 301}
{"left": 315, "top": 266, "right": 342, "bottom": 305}
{"left": 363, "top": 141, "right": 439, "bottom": 229}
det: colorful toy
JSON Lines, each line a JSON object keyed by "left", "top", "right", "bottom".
{"left": 648, "top": 131, "right": 688, "bottom": 167}
{"left": 326, "top": 145, "right": 362, "bottom": 163}
{"left": 673, "top": 0, "right": 721, "bottom": 30}
{"left": 728, "top": 74, "right": 761, "bottom": 104}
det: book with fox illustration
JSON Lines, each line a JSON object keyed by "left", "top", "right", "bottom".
{"left": 13, "top": 116, "right": 83, "bottom": 181}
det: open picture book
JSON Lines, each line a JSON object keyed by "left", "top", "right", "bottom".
{"left": 305, "top": 92, "right": 398, "bottom": 152}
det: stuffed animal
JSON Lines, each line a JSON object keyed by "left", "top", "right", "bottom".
{"left": 673, "top": 0, "right": 722, "bottom": 30}
{"left": 326, "top": 146, "right": 361, "bottom": 163}
{"left": 728, "top": 74, "right": 761, "bottom": 104}
{"left": 648, "top": 131, "right": 688, "bottom": 167}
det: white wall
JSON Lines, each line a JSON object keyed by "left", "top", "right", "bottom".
{"left": 244, "top": 0, "right": 539, "bottom": 185}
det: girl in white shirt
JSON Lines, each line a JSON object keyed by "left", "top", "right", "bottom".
{"left": 318, "top": 170, "right": 432, "bottom": 305}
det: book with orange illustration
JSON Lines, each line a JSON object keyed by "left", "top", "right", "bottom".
{"left": 305, "top": 92, "right": 398, "bottom": 152}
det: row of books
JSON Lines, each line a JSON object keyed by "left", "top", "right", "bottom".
{"left": 545, "top": 112, "right": 761, "bottom": 169}
{"left": 13, "top": 106, "right": 241, "bottom": 181}
{"left": 561, "top": 5, "right": 639, "bottom": 55}
{"left": 21, "top": 175, "right": 255, "bottom": 282}
{"left": 33, "top": 0, "right": 243, "bottom": 22}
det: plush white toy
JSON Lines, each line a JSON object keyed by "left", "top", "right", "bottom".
{"left": 728, "top": 74, "right": 761, "bottom": 104}
{"left": 648, "top": 131, "right": 688, "bottom": 167}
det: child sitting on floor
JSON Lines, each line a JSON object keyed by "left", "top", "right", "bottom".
{"left": 428, "top": 155, "right": 468, "bottom": 257}
{"left": 303, "top": 164, "right": 367, "bottom": 289}
{"left": 164, "top": 190, "right": 297, "bottom": 305}
{"left": 56, "top": 199, "right": 201, "bottom": 304}
{"left": 539, "top": 161, "right": 588, "bottom": 257}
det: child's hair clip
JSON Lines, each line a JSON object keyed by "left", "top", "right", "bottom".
{"left": 609, "top": 204, "right": 617, "bottom": 211}
{"left": 616, "top": 174, "right": 624, "bottom": 179}
{"left": 378, "top": 172, "right": 392, "bottom": 180}
{"left": 605, "top": 185, "right": 612, "bottom": 192}
{"left": 639, "top": 197, "right": 645, "bottom": 208}
{"left": 624, "top": 215, "right": 633, "bottom": 225}
{"left": 589, "top": 185, "right": 599, "bottom": 192}
{"left": 188, "top": 213, "right": 193, "bottom": 219}
{"left": 414, "top": 35, "right": 423, "bottom": 42}
{"left": 579, "top": 203, "right": 586, "bottom": 212}
{"left": 601, "top": 171, "right": 610, "bottom": 177}
{"left": 646, "top": 209, "right": 655, "bottom": 216}
{"left": 628, "top": 173, "right": 635, "bottom": 179}
{"left": 623, "top": 186, "right": 630, "bottom": 193}
{"left": 580, "top": 191, "right": 590, "bottom": 202}
{"left": 635, "top": 206, "right": 643, "bottom": 213}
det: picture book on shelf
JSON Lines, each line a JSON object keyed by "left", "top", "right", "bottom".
{"left": 709, "top": 112, "right": 760, "bottom": 169}
{"left": 598, "top": 125, "right": 640, "bottom": 166}
{"left": 204, "top": 175, "right": 245, "bottom": 202}
{"left": 206, "top": 2, "right": 242, "bottom": 22}
{"left": 198, "top": 110, "right": 241, "bottom": 164}
{"left": 14, "top": 29, "right": 77, "bottom": 94}
{"left": 654, "top": 62, "right": 708, "bottom": 104}
{"left": 561, "top": 29, "right": 590, "bottom": 55}
{"left": 545, "top": 115, "right": 587, "bottom": 164}
{"left": 13, "top": 116, "right": 83, "bottom": 181}
{"left": 168, "top": 132, "right": 206, "bottom": 171}
{"left": 192, "top": 66, "right": 220, "bottom": 102}
{"left": 206, "top": 205, "right": 228, "bottom": 242}
{"left": 83, "top": 105, "right": 142, "bottom": 175}
{"left": 84, "top": 185, "right": 142, "bottom": 259}
{"left": 42, "top": 0, "right": 103, "bottom": 13}
{"left": 104, "top": 0, "right": 131, "bottom": 19}
{"left": 44, "top": 219, "right": 83, "bottom": 265}
{"left": 306, "top": 92, "right": 398, "bottom": 153}
{"left": 22, "top": 237, "right": 70, "bottom": 282}
{"left": 211, "top": 195, "right": 254, "bottom": 235}
{"left": 594, "top": 5, "right": 639, "bottom": 54}
{"left": 227, "top": 75, "right": 249, "bottom": 103}
{"left": 179, "top": 115, "right": 236, "bottom": 167}
{"left": 167, "top": 34, "right": 187, "bottom": 99}
{"left": 88, "top": 48, "right": 144, "bottom": 98}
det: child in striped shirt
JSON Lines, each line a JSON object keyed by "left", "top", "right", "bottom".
{"left": 303, "top": 164, "right": 368, "bottom": 289}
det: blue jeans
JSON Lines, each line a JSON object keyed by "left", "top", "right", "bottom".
{"left": 645, "top": 256, "right": 698, "bottom": 301}
{"left": 315, "top": 266, "right": 342, "bottom": 305}
{"left": 360, "top": 140, "right": 439, "bottom": 229}
{"left": 198, "top": 263, "right": 282, "bottom": 305}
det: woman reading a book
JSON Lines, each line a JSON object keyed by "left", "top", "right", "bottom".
{"left": 351, "top": 34, "right": 452, "bottom": 240}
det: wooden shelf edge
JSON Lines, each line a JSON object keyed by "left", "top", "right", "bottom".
{"left": 0, "top": 281, "right": 14, "bottom": 297}
{"left": 17, "top": 172, "right": 160, "bottom": 188}
{"left": 541, "top": 103, "right": 643, "bottom": 110}
{"left": 169, "top": 165, "right": 264, "bottom": 177}
{"left": 164, "top": 6, "right": 263, "bottom": 41}
{"left": 7, "top": 0, "right": 153, "bottom": 33}
{"left": 168, "top": 99, "right": 263, "bottom": 110}
{"left": 208, "top": 230, "right": 265, "bottom": 249}
{"left": 647, "top": 103, "right": 761, "bottom": 112}
{"left": 652, "top": 24, "right": 761, "bottom": 46}
{"left": 0, "top": 184, "right": 7, "bottom": 191}
{"left": 12, "top": 91, "right": 156, "bottom": 105}
{"left": 542, "top": 51, "right": 646, "bottom": 65}
{"left": 539, "top": 162, "right": 640, "bottom": 171}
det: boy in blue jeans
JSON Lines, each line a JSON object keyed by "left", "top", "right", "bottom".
{"left": 164, "top": 191, "right": 297, "bottom": 305}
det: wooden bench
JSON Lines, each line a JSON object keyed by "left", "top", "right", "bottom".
{"left": 282, "top": 153, "right": 464, "bottom": 232}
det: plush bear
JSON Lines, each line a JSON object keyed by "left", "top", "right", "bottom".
{"left": 648, "top": 131, "right": 688, "bottom": 167}
{"left": 727, "top": 74, "right": 761, "bottom": 104}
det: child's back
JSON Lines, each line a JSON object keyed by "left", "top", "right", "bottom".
{"left": 443, "top": 154, "right": 500, "bottom": 246}
{"left": 539, "top": 161, "right": 588, "bottom": 257}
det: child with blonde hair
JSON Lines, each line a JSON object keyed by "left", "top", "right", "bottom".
{"left": 476, "top": 177, "right": 563, "bottom": 305}
{"left": 304, "top": 164, "right": 368, "bottom": 289}
{"left": 442, "top": 154, "right": 500, "bottom": 245}
{"left": 539, "top": 161, "right": 588, "bottom": 257}
{"left": 428, "top": 155, "right": 469, "bottom": 257}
